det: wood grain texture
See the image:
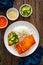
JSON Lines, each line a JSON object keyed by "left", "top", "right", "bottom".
{"left": 0, "top": 0, "right": 43, "bottom": 65}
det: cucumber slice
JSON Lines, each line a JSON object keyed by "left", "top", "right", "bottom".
{"left": 15, "top": 39, "right": 19, "bottom": 43}
{"left": 11, "top": 37, "right": 15, "bottom": 40}
{"left": 8, "top": 31, "right": 19, "bottom": 45}
{"left": 8, "top": 40, "right": 13, "bottom": 44}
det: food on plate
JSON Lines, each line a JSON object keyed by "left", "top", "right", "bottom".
{"left": 8, "top": 31, "right": 19, "bottom": 46}
{"left": 0, "top": 16, "right": 8, "bottom": 29}
{"left": 14, "top": 35, "right": 36, "bottom": 54}
{"left": 17, "top": 29, "right": 29, "bottom": 41}
{"left": 8, "top": 29, "right": 36, "bottom": 54}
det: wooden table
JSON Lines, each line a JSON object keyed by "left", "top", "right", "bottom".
{"left": 0, "top": 0, "right": 43, "bottom": 65}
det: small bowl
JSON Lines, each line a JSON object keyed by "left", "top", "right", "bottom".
{"left": 6, "top": 8, "right": 19, "bottom": 21}
{"left": 19, "top": 4, "right": 32, "bottom": 17}
{"left": 0, "top": 15, "right": 8, "bottom": 29}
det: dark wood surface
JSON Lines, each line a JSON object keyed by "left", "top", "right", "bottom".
{"left": 0, "top": 0, "right": 43, "bottom": 65}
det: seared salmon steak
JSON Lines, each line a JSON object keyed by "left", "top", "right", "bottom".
{"left": 14, "top": 35, "right": 36, "bottom": 54}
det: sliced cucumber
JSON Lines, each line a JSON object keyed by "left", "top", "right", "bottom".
{"left": 8, "top": 31, "right": 19, "bottom": 46}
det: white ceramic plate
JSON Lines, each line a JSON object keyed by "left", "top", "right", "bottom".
{"left": 4, "top": 21, "right": 39, "bottom": 57}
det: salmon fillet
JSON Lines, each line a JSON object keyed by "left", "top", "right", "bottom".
{"left": 14, "top": 35, "right": 36, "bottom": 54}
